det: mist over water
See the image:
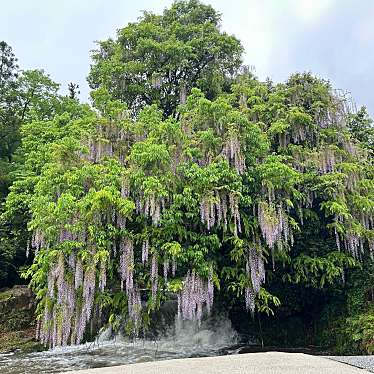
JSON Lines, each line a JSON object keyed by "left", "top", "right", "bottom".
{"left": 0, "top": 315, "right": 241, "bottom": 374}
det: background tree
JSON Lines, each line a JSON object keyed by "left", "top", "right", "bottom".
{"left": 0, "top": 41, "right": 18, "bottom": 85}
{"left": 68, "top": 82, "right": 80, "bottom": 100}
{"left": 0, "top": 41, "right": 19, "bottom": 199}
{"left": 0, "top": 42, "right": 74, "bottom": 287}
{"left": 88, "top": 0, "right": 243, "bottom": 117}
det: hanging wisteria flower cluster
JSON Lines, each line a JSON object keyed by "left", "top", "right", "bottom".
{"left": 178, "top": 270, "right": 214, "bottom": 324}
{"left": 89, "top": 138, "right": 113, "bottom": 162}
{"left": 119, "top": 238, "right": 134, "bottom": 293}
{"left": 86, "top": 123, "right": 124, "bottom": 163}
{"left": 200, "top": 191, "right": 241, "bottom": 234}
{"left": 31, "top": 229, "right": 45, "bottom": 255}
{"left": 142, "top": 239, "right": 149, "bottom": 264}
{"left": 318, "top": 147, "right": 342, "bottom": 174}
{"left": 258, "top": 201, "right": 292, "bottom": 249}
{"left": 135, "top": 193, "right": 164, "bottom": 225}
{"left": 334, "top": 211, "right": 374, "bottom": 260}
{"left": 150, "top": 253, "right": 158, "bottom": 300}
{"left": 290, "top": 123, "right": 309, "bottom": 144}
{"left": 222, "top": 131, "right": 246, "bottom": 174}
{"left": 245, "top": 248, "right": 266, "bottom": 314}
{"left": 37, "top": 249, "right": 96, "bottom": 348}
{"left": 313, "top": 90, "right": 352, "bottom": 129}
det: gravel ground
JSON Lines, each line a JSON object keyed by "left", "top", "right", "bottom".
{"left": 328, "top": 356, "right": 374, "bottom": 373}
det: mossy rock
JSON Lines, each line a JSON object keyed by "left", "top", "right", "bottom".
{"left": 0, "top": 328, "right": 44, "bottom": 354}
{"left": 0, "top": 286, "right": 35, "bottom": 331}
{"left": 0, "top": 285, "right": 44, "bottom": 353}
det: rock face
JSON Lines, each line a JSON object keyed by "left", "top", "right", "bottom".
{"left": 0, "top": 285, "right": 34, "bottom": 330}
{"left": 0, "top": 285, "right": 43, "bottom": 353}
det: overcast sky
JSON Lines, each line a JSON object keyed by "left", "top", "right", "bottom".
{"left": 1, "top": 0, "right": 373, "bottom": 116}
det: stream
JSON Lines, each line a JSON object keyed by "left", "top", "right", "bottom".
{"left": 0, "top": 317, "right": 243, "bottom": 374}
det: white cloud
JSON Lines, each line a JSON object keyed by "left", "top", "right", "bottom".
{"left": 291, "top": 0, "right": 335, "bottom": 22}
{"left": 355, "top": 11, "right": 374, "bottom": 45}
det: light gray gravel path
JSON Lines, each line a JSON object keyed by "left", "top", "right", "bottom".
{"left": 328, "top": 356, "right": 374, "bottom": 373}
{"left": 63, "top": 352, "right": 371, "bottom": 374}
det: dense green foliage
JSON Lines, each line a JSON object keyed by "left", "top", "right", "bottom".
{"left": 0, "top": 0, "right": 373, "bottom": 353}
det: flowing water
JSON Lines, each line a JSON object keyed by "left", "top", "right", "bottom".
{"left": 0, "top": 316, "right": 242, "bottom": 374}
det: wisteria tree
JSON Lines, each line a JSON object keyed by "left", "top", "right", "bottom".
{"left": 13, "top": 69, "right": 371, "bottom": 348}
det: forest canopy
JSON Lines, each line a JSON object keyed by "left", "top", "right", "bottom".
{"left": 0, "top": 0, "right": 373, "bottom": 352}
